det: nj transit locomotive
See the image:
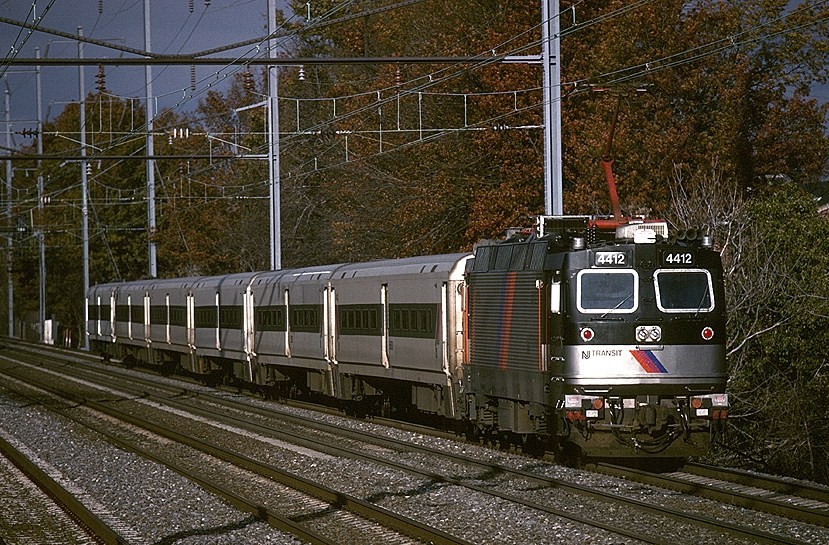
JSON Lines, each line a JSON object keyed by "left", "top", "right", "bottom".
{"left": 87, "top": 216, "right": 728, "bottom": 460}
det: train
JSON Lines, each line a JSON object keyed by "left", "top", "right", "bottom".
{"left": 86, "top": 215, "right": 728, "bottom": 462}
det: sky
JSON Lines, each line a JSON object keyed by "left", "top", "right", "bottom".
{"left": 1, "top": 0, "right": 287, "bottom": 135}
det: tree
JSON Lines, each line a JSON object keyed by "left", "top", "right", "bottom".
{"left": 562, "top": 0, "right": 829, "bottom": 216}
{"left": 670, "top": 169, "right": 829, "bottom": 483}
{"left": 277, "top": 0, "right": 545, "bottom": 260}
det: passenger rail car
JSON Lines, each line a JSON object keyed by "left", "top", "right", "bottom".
{"left": 87, "top": 216, "right": 728, "bottom": 460}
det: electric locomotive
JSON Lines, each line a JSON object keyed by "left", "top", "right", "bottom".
{"left": 464, "top": 216, "right": 728, "bottom": 459}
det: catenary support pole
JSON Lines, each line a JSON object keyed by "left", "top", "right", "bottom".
{"left": 541, "top": 0, "right": 563, "bottom": 215}
{"left": 4, "top": 87, "right": 13, "bottom": 338}
{"left": 267, "top": 0, "right": 282, "bottom": 270}
{"left": 36, "top": 48, "right": 46, "bottom": 343}
{"left": 144, "top": 0, "right": 157, "bottom": 278}
{"left": 79, "top": 28, "right": 89, "bottom": 351}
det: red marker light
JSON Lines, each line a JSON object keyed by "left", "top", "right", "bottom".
{"left": 581, "top": 327, "right": 595, "bottom": 342}
{"left": 701, "top": 327, "right": 714, "bottom": 341}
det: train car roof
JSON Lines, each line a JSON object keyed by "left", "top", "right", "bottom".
{"left": 111, "top": 281, "right": 154, "bottom": 293}
{"left": 331, "top": 253, "right": 472, "bottom": 279}
{"left": 146, "top": 276, "right": 205, "bottom": 290}
{"left": 191, "top": 272, "right": 261, "bottom": 289}
{"left": 250, "top": 264, "right": 348, "bottom": 286}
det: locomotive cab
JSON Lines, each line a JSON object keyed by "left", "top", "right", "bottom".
{"left": 464, "top": 216, "right": 729, "bottom": 460}
{"left": 559, "top": 230, "right": 728, "bottom": 458}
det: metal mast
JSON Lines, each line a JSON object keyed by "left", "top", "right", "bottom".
{"left": 4, "top": 86, "right": 12, "bottom": 337}
{"left": 36, "top": 48, "right": 46, "bottom": 343}
{"left": 79, "top": 27, "right": 89, "bottom": 350}
{"left": 144, "top": 0, "right": 157, "bottom": 277}
{"left": 267, "top": 0, "right": 281, "bottom": 270}
{"left": 541, "top": 0, "right": 563, "bottom": 215}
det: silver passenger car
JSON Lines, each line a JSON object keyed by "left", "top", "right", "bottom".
{"left": 330, "top": 254, "right": 470, "bottom": 381}
{"left": 146, "top": 277, "right": 202, "bottom": 361}
{"left": 87, "top": 282, "right": 119, "bottom": 345}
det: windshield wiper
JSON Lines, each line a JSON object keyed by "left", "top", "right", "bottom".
{"left": 599, "top": 292, "right": 634, "bottom": 319}
{"left": 692, "top": 287, "right": 711, "bottom": 318}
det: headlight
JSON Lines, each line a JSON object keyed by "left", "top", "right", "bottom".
{"left": 635, "top": 325, "right": 661, "bottom": 343}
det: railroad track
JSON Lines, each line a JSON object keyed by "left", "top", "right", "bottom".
{"left": 2, "top": 349, "right": 651, "bottom": 544}
{"left": 588, "top": 461, "right": 829, "bottom": 526}
{"left": 684, "top": 461, "right": 829, "bottom": 506}
{"left": 2, "top": 341, "right": 827, "bottom": 544}
{"left": 0, "top": 429, "right": 133, "bottom": 544}
{"left": 0, "top": 354, "right": 463, "bottom": 545}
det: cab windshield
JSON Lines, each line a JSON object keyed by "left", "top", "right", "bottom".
{"left": 577, "top": 270, "right": 638, "bottom": 314}
{"left": 654, "top": 269, "right": 714, "bottom": 313}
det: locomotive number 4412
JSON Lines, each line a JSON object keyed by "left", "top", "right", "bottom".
{"left": 663, "top": 252, "right": 694, "bottom": 265}
{"left": 595, "top": 251, "right": 627, "bottom": 266}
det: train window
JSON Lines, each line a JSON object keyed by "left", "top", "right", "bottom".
{"left": 150, "top": 305, "right": 168, "bottom": 325}
{"left": 576, "top": 270, "right": 638, "bottom": 314}
{"left": 389, "top": 304, "right": 437, "bottom": 339}
{"left": 169, "top": 306, "right": 187, "bottom": 327}
{"left": 338, "top": 305, "right": 381, "bottom": 336}
{"left": 550, "top": 279, "right": 562, "bottom": 314}
{"left": 195, "top": 306, "right": 217, "bottom": 328}
{"left": 256, "top": 306, "right": 285, "bottom": 331}
{"left": 290, "top": 305, "right": 321, "bottom": 333}
{"left": 654, "top": 269, "right": 714, "bottom": 313}
{"left": 219, "top": 306, "right": 243, "bottom": 329}
{"left": 130, "top": 304, "right": 144, "bottom": 323}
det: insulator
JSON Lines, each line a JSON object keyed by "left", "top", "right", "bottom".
{"left": 190, "top": 65, "right": 196, "bottom": 91}
{"left": 204, "top": 0, "right": 211, "bottom": 5}
{"left": 394, "top": 66, "right": 402, "bottom": 86}
{"left": 96, "top": 64, "right": 106, "bottom": 92}
{"left": 98, "top": 0, "right": 103, "bottom": 14}
{"left": 298, "top": 66, "right": 306, "bottom": 81}
{"left": 189, "top": 0, "right": 194, "bottom": 12}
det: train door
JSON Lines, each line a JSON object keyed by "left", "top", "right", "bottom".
{"left": 440, "top": 282, "right": 449, "bottom": 377}
{"left": 323, "top": 285, "right": 335, "bottom": 365}
{"left": 144, "top": 292, "right": 151, "bottom": 343}
{"left": 186, "top": 291, "right": 195, "bottom": 350}
{"left": 380, "top": 284, "right": 389, "bottom": 368}
{"left": 109, "top": 290, "right": 116, "bottom": 342}
{"left": 243, "top": 282, "right": 256, "bottom": 381}
{"left": 95, "top": 294, "right": 102, "bottom": 337}
{"left": 284, "top": 288, "right": 292, "bottom": 358}
{"left": 165, "top": 294, "right": 171, "bottom": 344}
{"left": 214, "top": 291, "right": 221, "bottom": 350}
{"left": 127, "top": 295, "right": 133, "bottom": 340}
